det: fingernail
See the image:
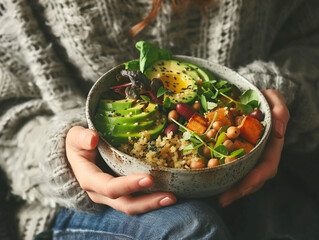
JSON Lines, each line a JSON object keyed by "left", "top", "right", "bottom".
{"left": 159, "top": 196, "right": 175, "bottom": 207}
{"left": 86, "top": 133, "right": 94, "bottom": 146}
{"left": 275, "top": 120, "right": 284, "bottom": 138}
{"left": 138, "top": 177, "right": 153, "bottom": 188}
{"left": 86, "top": 131, "right": 99, "bottom": 148}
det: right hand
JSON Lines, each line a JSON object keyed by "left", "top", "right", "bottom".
{"left": 66, "top": 126, "right": 176, "bottom": 215}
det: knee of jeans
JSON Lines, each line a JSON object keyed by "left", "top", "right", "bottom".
{"left": 152, "top": 200, "right": 231, "bottom": 239}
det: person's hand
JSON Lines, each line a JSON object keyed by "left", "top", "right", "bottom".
{"left": 219, "top": 89, "right": 290, "bottom": 207}
{"left": 66, "top": 126, "right": 176, "bottom": 215}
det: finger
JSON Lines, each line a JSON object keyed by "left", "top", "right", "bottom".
{"left": 82, "top": 172, "right": 157, "bottom": 199}
{"left": 87, "top": 191, "right": 176, "bottom": 215}
{"left": 67, "top": 143, "right": 156, "bottom": 199}
{"left": 66, "top": 126, "right": 158, "bottom": 199}
{"left": 66, "top": 126, "right": 99, "bottom": 151}
{"left": 262, "top": 90, "right": 290, "bottom": 138}
{"left": 219, "top": 133, "right": 284, "bottom": 207}
{"left": 262, "top": 89, "right": 287, "bottom": 107}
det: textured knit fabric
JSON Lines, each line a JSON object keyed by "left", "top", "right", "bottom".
{"left": 0, "top": 0, "right": 318, "bottom": 239}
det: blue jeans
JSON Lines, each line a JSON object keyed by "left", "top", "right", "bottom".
{"left": 53, "top": 199, "right": 232, "bottom": 240}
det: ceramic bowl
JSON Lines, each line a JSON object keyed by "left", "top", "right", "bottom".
{"left": 86, "top": 55, "right": 272, "bottom": 198}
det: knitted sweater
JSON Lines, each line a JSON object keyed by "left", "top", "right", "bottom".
{"left": 0, "top": 0, "right": 318, "bottom": 239}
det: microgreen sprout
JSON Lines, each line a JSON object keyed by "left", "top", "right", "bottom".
{"left": 171, "top": 118, "right": 243, "bottom": 159}
{"left": 200, "top": 81, "right": 258, "bottom": 115}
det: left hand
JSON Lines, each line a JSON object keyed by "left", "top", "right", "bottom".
{"left": 219, "top": 89, "right": 290, "bottom": 207}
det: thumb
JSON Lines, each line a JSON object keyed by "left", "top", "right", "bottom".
{"left": 66, "top": 126, "right": 99, "bottom": 151}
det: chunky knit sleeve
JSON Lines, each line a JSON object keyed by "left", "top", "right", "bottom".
{"left": 237, "top": 48, "right": 319, "bottom": 152}
{"left": 0, "top": 0, "right": 104, "bottom": 213}
{"left": 0, "top": 101, "right": 103, "bottom": 212}
{"left": 236, "top": 0, "right": 319, "bottom": 152}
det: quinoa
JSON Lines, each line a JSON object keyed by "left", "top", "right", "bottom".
{"left": 119, "top": 132, "right": 198, "bottom": 169}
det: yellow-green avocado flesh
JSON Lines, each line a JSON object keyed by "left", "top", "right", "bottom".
{"left": 94, "top": 100, "right": 166, "bottom": 146}
{"left": 144, "top": 60, "right": 201, "bottom": 104}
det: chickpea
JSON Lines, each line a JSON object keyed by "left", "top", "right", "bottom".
{"left": 190, "top": 158, "right": 205, "bottom": 169}
{"left": 225, "top": 156, "right": 236, "bottom": 163}
{"left": 193, "top": 101, "right": 201, "bottom": 111}
{"left": 168, "top": 110, "right": 179, "bottom": 122}
{"left": 213, "top": 121, "right": 224, "bottom": 131}
{"left": 223, "top": 139, "right": 234, "bottom": 152}
{"left": 235, "top": 116, "right": 245, "bottom": 126}
{"left": 226, "top": 126, "right": 240, "bottom": 139}
{"left": 205, "top": 129, "right": 217, "bottom": 140}
{"left": 207, "top": 158, "right": 219, "bottom": 168}
{"left": 202, "top": 146, "right": 211, "bottom": 158}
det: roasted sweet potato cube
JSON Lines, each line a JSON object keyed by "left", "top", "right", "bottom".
{"left": 234, "top": 139, "right": 255, "bottom": 154}
{"left": 238, "top": 116, "right": 263, "bottom": 144}
{"left": 205, "top": 107, "right": 234, "bottom": 126}
{"left": 186, "top": 113, "right": 209, "bottom": 134}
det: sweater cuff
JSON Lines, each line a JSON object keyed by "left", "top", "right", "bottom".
{"left": 237, "top": 60, "right": 298, "bottom": 107}
{"left": 35, "top": 107, "right": 103, "bottom": 212}
{"left": 237, "top": 60, "right": 319, "bottom": 152}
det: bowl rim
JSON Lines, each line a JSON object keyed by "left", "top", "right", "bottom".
{"left": 86, "top": 55, "right": 272, "bottom": 173}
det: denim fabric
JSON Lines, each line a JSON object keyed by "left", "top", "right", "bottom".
{"left": 53, "top": 199, "right": 232, "bottom": 240}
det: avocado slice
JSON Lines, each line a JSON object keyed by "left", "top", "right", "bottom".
{"left": 104, "top": 116, "right": 167, "bottom": 146}
{"left": 144, "top": 60, "right": 199, "bottom": 104}
{"left": 99, "top": 99, "right": 135, "bottom": 111}
{"left": 94, "top": 102, "right": 158, "bottom": 125}
{"left": 184, "top": 63, "right": 215, "bottom": 82}
{"left": 97, "top": 101, "right": 147, "bottom": 116}
{"left": 94, "top": 119, "right": 156, "bottom": 135}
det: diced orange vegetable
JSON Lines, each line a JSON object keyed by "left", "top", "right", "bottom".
{"left": 238, "top": 116, "right": 263, "bottom": 144}
{"left": 186, "top": 113, "right": 209, "bottom": 134}
{"left": 205, "top": 107, "right": 234, "bottom": 126}
{"left": 234, "top": 139, "right": 255, "bottom": 154}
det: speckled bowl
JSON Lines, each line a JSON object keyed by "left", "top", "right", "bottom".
{"left": 86, "top": 56, "right": 272, "bottom": 198}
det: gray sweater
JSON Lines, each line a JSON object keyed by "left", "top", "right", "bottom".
{"left": 0, "top": 0, "right": 318, "bottom": 239}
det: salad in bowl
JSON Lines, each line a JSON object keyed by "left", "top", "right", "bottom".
{"left": 86, "top": 41, "right": 271, "bottom": 197}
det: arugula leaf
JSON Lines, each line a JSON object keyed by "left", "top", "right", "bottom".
{"left": 201, "top": 95, "right": 208, "bottom": 112}
{"left": 124, "top": 60, "right": 140, "bottom": 70}
{"left": 215, "top": 132, "right": 225, "bottom": 148}
{"left": 219, "top": 87, "right": 232, "bottom": 94}
{"left": 135, "top": 41, "right": 172, "bottom": 73}
{"left": 163, "top": 97, "right": 171, "bottom": 109}
{"left": 214, "top": 145, "right": 228, "bottom": 158}
{"left": 230, "top": 148, "right": 245, "bottom": 158}
{"left": 215, "top": 79, "right": 228, "bottom": 89}
{"left": 240, "top": 89, "right": 259, "bottom": 108}
{"left": 157, "top": 86, "right": 167, "bottom": 97}
{"left": 236, "top": 102, "right": 253, "bottom": 115}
